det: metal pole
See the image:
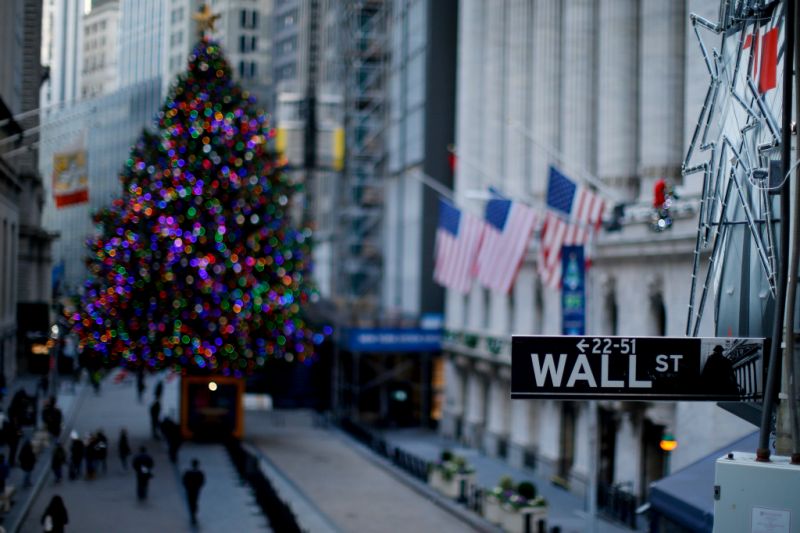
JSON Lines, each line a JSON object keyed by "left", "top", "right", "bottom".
{"left": 587, "top": 400, "right": 599, "bottom": 533}
{"left": 758, "top": 0, "right": 795, "bottom": 462}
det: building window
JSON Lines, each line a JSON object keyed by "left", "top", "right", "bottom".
{"left": 251, "top": 36, "right": 257, "bottom": 52}
{"left": 240, "top": 35, "right": 246, "bottom": 52}
{"left": 239, "top": 61, "right": 245, "bottom": 78}
{"left": 252, "top": 10, "right": 258, "bottom": 29}
{"left": 240, "top": 9, "right": 247, "bottom": 28}
{"left": 250, "top": 62, "right": 256, "bottom": 77}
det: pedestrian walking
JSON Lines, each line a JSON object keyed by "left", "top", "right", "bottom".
{"left": 2, "top": 416, "right": 21, "bottom": 467}
{"left": 0, "top": 454, "right": 9, "bottom": 493}
{"left": 118, "top": 428, "right": 131, "bottom": 470}
{"left": 136, "top": 370, "right": 145, "bottom": 404}
{"left": 51, "top": 444, "right": 66, "bottom": 483}
{"left": 132, "top": 446, "right": 154, "bottom": 500}
{"left": 19, "top": 440, "right": 35, "bottom": 488}
{"left": 160, "top": 417, "right": 181, "bottom": 463}
{"left": 95, "top": 429, "right": 108, "bottom": 473}
{"left": 84, "top": 434, "right": 97, "bottom": 480}
{"left": 68, "top": 432, "right": 84, "bottom": 481}
{"left": 41, "top": 495, "right": 68, "bottom": 533}
{"left": 149, "top": 400, "right": 161, "bottom": 440}
{"left": 41, "top": 398, "right": 63, "bottom": 439}
{"left": 182, "top": 459, "right": 205, "bottom": 525}
{"left": 154, "top": 380, "right": 163, "bottom": 401}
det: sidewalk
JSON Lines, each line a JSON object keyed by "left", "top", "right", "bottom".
{"left": 17, "top": 369, "right": 269, "bottom": 533}
{"left": 381, "top": 427, "right": 642, "bottom": 533}
{"left": 246, "top": 410, "right": 488, "bottom": 533}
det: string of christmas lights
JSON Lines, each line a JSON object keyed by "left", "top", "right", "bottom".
{"left": 70, "top": 39, "right": 327, "bottom": 376}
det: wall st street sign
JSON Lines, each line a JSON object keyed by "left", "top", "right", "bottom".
{"left": 511, "top": 336, "right": 766, "bottom": 401}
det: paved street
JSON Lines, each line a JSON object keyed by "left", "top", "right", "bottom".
{"left": 19, "top": 370, "right": 268, "bottom": 533}
{"left": 247, "top": 410, "right": 483, "bottom": 533}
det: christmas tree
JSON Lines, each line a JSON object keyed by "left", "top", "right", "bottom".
{"left": 71, "top": 39, "right": 324, "bottom": 375}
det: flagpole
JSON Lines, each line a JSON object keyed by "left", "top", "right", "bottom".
{"left": 507, "top": 119, "right": 623, "bottom": 203}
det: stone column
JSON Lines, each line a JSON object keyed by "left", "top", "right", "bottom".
{"left": 536, "top": 400, "right": 562, "bottom": 478}
{"left": 485, "top": 377, "right": 510, "bottom": 457}
{"left": 613, "top": 412, "right": 642, "bottom": 495}
{"left": 484, "top": 0, "right": 507, "bottom": 189}
{"left": 441, "top": 357, "right": 464, "bottom": 439}
{"left": 454, "top": 0, "right": 485, "bottom": 200}
{"left": 509, "top": 400, "right": 533, "bottom": 468}
{"left": 464, "top": 370, "right": 486, "bottom": 447}
{"left": 639, "top": 0, "right": 686, "bottom": 201}
{"left": 504, "top": 0, "right": 532, "bottom": 197}
{"left": 560, "top": 0, "right": 597, "bottom": 174}
{"left": 530, "top": 0, "right": 561, "bottom": 199}
{"left": 597, "top": 0, "right": 639, "bottom": 200}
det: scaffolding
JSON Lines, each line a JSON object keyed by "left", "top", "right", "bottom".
{"left": 336, "top": 0, "right": 389, "bottom": 316}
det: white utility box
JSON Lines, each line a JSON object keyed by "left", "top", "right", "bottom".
{"left": 713, "top": 451, "right": 800, "bottom": 533}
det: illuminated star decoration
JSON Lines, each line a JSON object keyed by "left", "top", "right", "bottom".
{"left": 192, "top": 4, "right": 221, "bottom": 38}
{"left": 683, "top": 0, "right": 785, "bottom": 336}
{"left": 71, "top": 39, "right": 330, "bottom": 376}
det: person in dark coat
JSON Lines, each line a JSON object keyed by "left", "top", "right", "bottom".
{"left": 41, "top": 495, "right": 68, "bottom": 533}
{"left": 149, "top": 400, "right": 161, "bottom": 440}
{"left": 160, "top": 417, "right": 182, "bottom": 463}
{"left": 182, "top": 459, "right": 205, "bottom": 525}
{"left": 132, "top": 446, "right": 154, "bottom": 500}
{"left": 118, "top": 428, "right": 131, "bottom": 470}
{"left": 700, "top": 345, "right": 741, "bottom": 396}
{"left": 0, "top": 454, "right": 9, "bottom": 493}
{"left": 51, "top": 443, "right": 67, "bottom": 483}
{"left": 94, "top": 429, "right": 108, "bottom": 474}
{"left": 68, "top": 432, "right": 84, "bottom": 480}
{"left": 136, "top": 370, "right": 146, "bottom": 404}
{"left": 154, "top": 380, "right": 163, "bottom": 401}
{"left": 42, "top": 397, "right": 63, "bottom": 439}
{"left": 18, "top": 440, "right": 36, "bottom": 487}
{"left": 84, "top": 434, "right": 98, "bottom": 480}
{"left": 3, "top": 416, "right": 21, "bottom": 467}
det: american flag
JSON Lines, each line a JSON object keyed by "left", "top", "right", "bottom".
{"left": 434, "top": 199, "right": 485, "bottom": 294}
{"left": 475, "top": 195, "right": 538, "bottom": 293}
{"left": 538, "top": 166, "right": 606, "bottom": 288}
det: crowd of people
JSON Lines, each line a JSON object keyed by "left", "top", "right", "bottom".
{"left": 0, "top": 374, "right": 208, "bottom": 531}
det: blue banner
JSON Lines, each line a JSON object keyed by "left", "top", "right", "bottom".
{"left": 561, "top": 245, "right": 585, "bottom": 335}
{"left": 344, "top": 328, "right": 443, "bottom": 353}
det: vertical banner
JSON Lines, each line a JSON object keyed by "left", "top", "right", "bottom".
{"left": 52, "top": 149, "right": 89, "bottom": 208}
{"left": 561, "top": 245, "right": 585, "bottom": 335}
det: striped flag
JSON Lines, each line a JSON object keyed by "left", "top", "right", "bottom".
{"left": 475, "top": 195, "right": 538, "bottom": 293}
{"left": 538, "top": 166, "right": 606, "bottom": 288}
{"left": 434, "top": 199, "right": 485, "bottom": 294}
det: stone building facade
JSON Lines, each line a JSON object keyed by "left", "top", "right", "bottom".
{"left": 440, "top": 0, "right": 754, "bottom": 501}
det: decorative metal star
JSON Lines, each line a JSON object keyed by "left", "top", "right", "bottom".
{"left": 192, "top": 4, "right": 221, "bottom": 37}
{"left": 682, "top": 0, "right": 785, "bottom": 336}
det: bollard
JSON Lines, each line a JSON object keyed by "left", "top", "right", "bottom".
{"left": 458, "top": 479, "right": 468, "bottom": 504}
{"left": 537, "top": 518, "right": 546, "bottom": 533}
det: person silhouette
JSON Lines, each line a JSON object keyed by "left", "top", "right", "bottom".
{"left": 132, "top": 446, "right": 154, "bottom": 500}
{"left": 182, "top": 458, "right": 205, "bottom": 525}
{"left": 700, "top": 345, "right": 740, "bottom": 397}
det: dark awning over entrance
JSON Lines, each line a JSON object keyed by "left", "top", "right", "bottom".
{"left": 648, "top": 430, "right": 758, "bottom": 532}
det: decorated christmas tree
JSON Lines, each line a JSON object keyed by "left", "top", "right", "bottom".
{"left": 71, "top": 37, "right": 324, "bottom": 376}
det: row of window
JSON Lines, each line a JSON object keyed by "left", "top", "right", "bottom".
{"left": 240, "top": 35, "right": 258, "bottom": 53}
{"left": 85, "top": 19, "right": 108, "bottom": 35}
{"left": 241, "top": 9, "right": 259, "bottom": 29}
{"left": 238, "top": 60, "right": 258, "bottom": 79}
{"left": 84, "top": 36, "right": 107, "bottom": 51}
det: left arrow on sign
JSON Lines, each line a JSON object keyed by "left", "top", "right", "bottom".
{"left": 576, "top": 339, "right": 588, "bottom": 353}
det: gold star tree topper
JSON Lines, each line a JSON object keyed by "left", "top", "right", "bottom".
{"left": 192, "top": 4, "right": 221, "bottom": 38}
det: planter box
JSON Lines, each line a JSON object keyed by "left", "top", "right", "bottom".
{"left": 429, "top": 469, "right": 474, "bottom": 500}
{"left": 500, "top": 504, "right": 548, "bottom": 533}
{"left": 482, "top": 493, "right": 503, "bottom": 525}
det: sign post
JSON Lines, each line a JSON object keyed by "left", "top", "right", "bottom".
{"left": 512, "top": 336, "right": 765, "bottom": 401}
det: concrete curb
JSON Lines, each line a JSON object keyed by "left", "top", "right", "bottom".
{"left": 241, "top": 441, "right": 343, "bottom": 533}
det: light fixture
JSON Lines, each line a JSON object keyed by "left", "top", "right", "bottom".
{"left": 208, "top": 381, "right": 218, "bottom": 391}
{"left": 660, "top": 433, "right": 678, "bottom": 452}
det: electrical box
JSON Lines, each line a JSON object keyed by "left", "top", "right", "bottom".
{"left": 713, "top": 452, "right": 800, "bottom": 533}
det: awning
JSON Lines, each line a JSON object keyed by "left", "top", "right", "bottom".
{"left": 648, "top": 430, "right": 759, "bottom": 532}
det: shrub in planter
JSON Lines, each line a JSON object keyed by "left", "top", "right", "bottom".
{"left": 517, "top": 481, "right": 537, "bottom": 501}
{"left": 440, "top": 449, "right": 453, "bottom": 463}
